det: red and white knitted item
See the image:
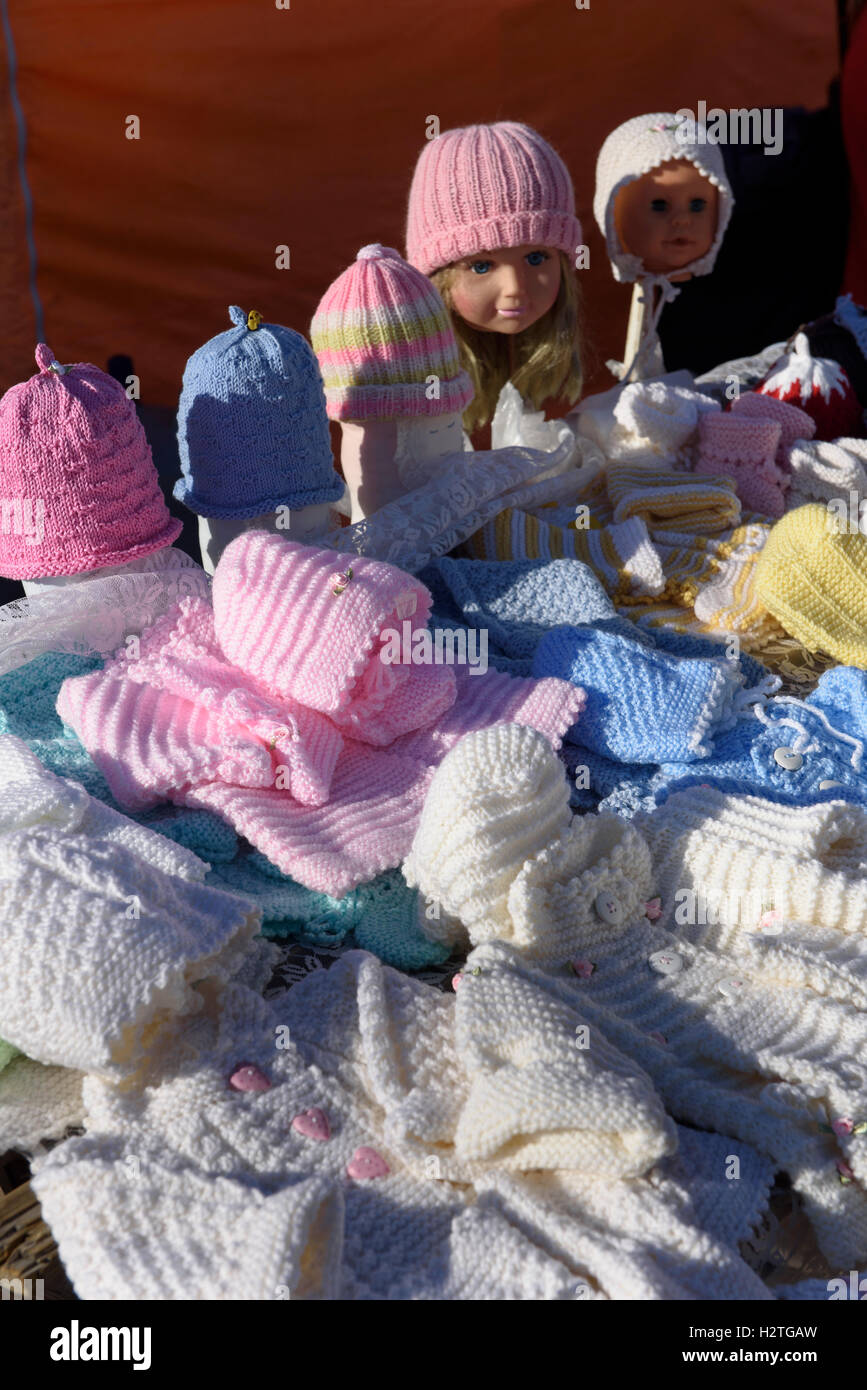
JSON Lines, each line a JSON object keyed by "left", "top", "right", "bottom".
{"left": 758, "top": 333, "right": 863, "bottom": 442}
{"left": 695, "top": 413, "right": 788, "bottom": 519}
{"left": 729, "top": 390, "right": 816, "bottom": 470}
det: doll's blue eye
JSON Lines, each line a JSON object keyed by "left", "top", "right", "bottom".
{"left": 469, "top": 260, "right": 493, "bottom": 274}
{"left": 689, "top": 197, "right": 708, "bottom": 212}
{"left": 525, "top": 250, "right": 549, "bottom": 266}
{"left": 650, "top": 199, "right": 668, "bottom": 213}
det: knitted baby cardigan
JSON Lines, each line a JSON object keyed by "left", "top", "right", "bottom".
{"left": 30, "top": 950, "right": 774, "bottom": 1300}
{"left": 407, "top": 724, "right": 867, "bottom": 1269}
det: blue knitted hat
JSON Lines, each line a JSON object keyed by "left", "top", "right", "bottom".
{"left": 174, "top": 306, "right": 345, "bottom": 519}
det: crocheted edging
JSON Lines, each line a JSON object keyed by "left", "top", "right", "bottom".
{"left": 685, "top": 662, "right": 744, "bottom": 759}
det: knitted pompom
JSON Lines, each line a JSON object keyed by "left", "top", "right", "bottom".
{"left": 402, "top": 723, "right": 573, "bottom": 944}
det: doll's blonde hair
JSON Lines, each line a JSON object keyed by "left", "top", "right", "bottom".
{"left": 431, "top": 250, "right": 584, "bottom": 432}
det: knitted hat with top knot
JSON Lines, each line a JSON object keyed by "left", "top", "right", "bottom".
{"left": 174, "top": 307, "right": 344, "bottom": 519}
{"left": 0, "top": 344, "right": 180, "bottom": 580}
{"left": 405, "top": 122, "right": 583, "bottom": 275}
{"left": 755, "top": 502, "right": 867, "bottom": 668}
{"left": 309, "top": 245, "right": 473, "bottom": 421}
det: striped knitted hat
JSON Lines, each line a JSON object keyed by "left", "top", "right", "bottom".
{"left": 755, "top": 502, "right": 867, "bottom": 667}
{"left": 310, "top": 245, "right": 473, "bottom": 421}
{"left": 405, "top": 122, "right": 582, "bottom": 276}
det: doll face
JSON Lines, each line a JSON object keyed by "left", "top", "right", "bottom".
{"left": 447, "top": 246, "right": 561, "bottom": 334}
{"left": 613, "top": 161, "right": 719, "bottom": 279}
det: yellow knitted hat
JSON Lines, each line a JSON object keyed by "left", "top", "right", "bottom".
{"left": 755, "top": 502, "right": 867, "bottom": 667}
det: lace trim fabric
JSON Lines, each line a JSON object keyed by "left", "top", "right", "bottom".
{"left": 0, "top": 550, "right": 210, "bottom": 676}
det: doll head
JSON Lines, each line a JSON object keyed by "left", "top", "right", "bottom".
{"left": 594, "top": 113, "right": 734, "bottom": 286}
{"left": 613, "top": 161, "right": 719, "bottom": 281}
{"left": 406, "top": 122, "right": 585, "bottom": 430}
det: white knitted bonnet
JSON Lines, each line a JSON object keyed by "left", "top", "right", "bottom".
{"left": 593, "top": 112, "right": 734, "bottom": 286}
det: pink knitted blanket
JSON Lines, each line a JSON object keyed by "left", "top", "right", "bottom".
{"left": 57, "top": 538, "right": 585, "bottom": 894}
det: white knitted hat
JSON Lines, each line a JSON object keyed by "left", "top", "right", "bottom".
{"left": 594, "top": 112, "right": 734, "bottom": 285}
{"left": 402, "top": 723, "right": 574, "bottom": 946}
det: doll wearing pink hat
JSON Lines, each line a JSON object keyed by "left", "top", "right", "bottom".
{"left": 405, "top": 122, "right": 585, "bottom": 433}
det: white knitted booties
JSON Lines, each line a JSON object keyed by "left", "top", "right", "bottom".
{"left": 402, "top": 723, "right": 573, "bottom": 947}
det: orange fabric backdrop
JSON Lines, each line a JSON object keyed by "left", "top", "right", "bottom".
{"left": 1, "top": 0, "right": 840, "bottom": 406}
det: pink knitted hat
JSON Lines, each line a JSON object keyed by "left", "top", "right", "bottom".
{"left": 310, "top": 245, "right": 473, "bottom": 420}
{"left": 0, "top": 344, "right": 180, "bottom": 579}
{"left": 212, "top": 530, "right": 456, "bottom": 744}
{"left": 405, "top": 122, "right": 583, "bottom": 275}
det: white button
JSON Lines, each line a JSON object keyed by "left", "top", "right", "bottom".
{"left": 773, "top": 746, "right": 803, "bottom": 771}
{"left": 717, "top": 976, "right": 747, "bottom": 999}
{"left": 649, "top": 949, "right": 683, "bottom": 976}
{"left": 819, "top": 779, "right": 843, "bottom": 791}
{"left": 594, "top": 891, "right": 623, "bottom": 926}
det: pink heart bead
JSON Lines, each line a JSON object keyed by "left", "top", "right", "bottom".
{"left": 644, "top": 898, "right": 662, "bottom": 921}
{"left": 833, "top": 1118, "right": 855, "bottom": 1137}
{"left": 346, "top": 1146, "right": 390, "bottom": 1180}
{"left": 570, "top": 958, "right": 595, "bottom": 980}
{"left": 229, "top": 1063, "right": 271, "bottom": 1093}
{"left": 292, "top": 1107, "right": 331, "bottom": 1142}
{"left": 451, "top": 972, "right": 463, "bottom": 991}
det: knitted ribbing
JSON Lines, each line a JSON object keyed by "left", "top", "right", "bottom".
{"left": 402, "top": 722, "right": 575, "bottom": 947}
{"left": 405, "top": 122, "right": 582, "bottom": 275}
{"left": 212, "top": 530, "right": 455, "bottom": 741}
{"left": 593, "top": 112, "right": 734, "bottom": 285}
{"left": 0, "top": 344, "right": 180, "bottom": 578}
{"left": 310, "top": 245, "right": 473, "bottom": 421}
{"left": 695, "top": 413, "right": 787, "bottom": 518}
{"left": 635, "top": 786, "right": 867, "bottom": 946}
{"left": 755, "top": 503, "right": 867, "bottom": 667}
{"left": 533, "top": 624, "right": 743, "bottom": 763}
{"left": 174, "top": 306, "right": 344, "bottom": 519}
